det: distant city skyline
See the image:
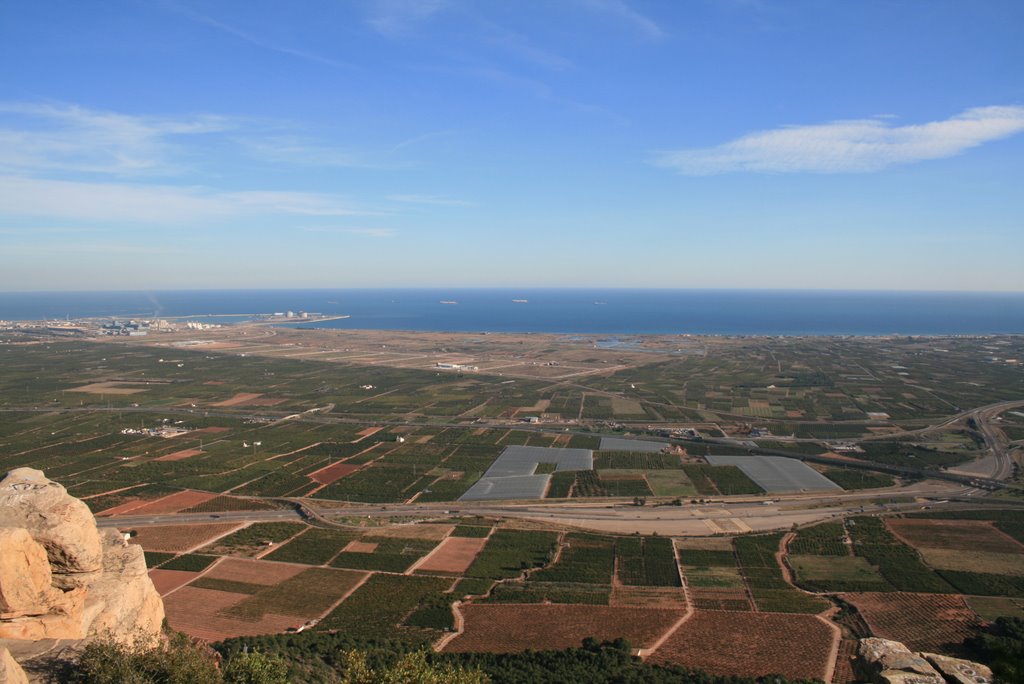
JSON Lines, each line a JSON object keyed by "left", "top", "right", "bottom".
{"left": 1, "top": 1, "right": 1022, "bottom": 292}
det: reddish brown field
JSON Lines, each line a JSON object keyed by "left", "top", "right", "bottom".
{"left": 163, "top": 586, "right": 300, "bottom": 641}
{"left": 211, "top": 392, "right": 263, "bottom": 407}
{"left": 120, "top": 490, "right": 219, "bottom": 515}
{"left": 342, "top": 540, "right": 379, "bottom": 553}
{"left": 203, "top": 558, "right": 306, "bottom": 586}
{"left": 354, "top": 426, "right": 384, "bottom": 440}
{"left": 308, "top": 461, "right": 360, "bottom": 485}
{"left": 832, "top": 639, "right": 860, "bottom": 684}
{"left": 887, "top": 519, "right": 1024, "bottom": 553}
{"left": 843, "top": 592, "right": 981, "bottom": 653}
{"left": 194, "top": 426, "right": 231, "bottom": 434}
{"left": 148, "top": 569, "right": 199, "bottom": 596}
{"left": 129, "top": 522, "right": 242, "bottom": 552}
{"left": 415, "top": 537, "right": 487, "bottom": 574}
{"left": 688, "top": 587, "right": 753, "bottom": 611}
{"left": 68, "top": 382, "right": 147, "bottom": 394}
{"left": 95, "top": 497, "right": 152, "bottom": 516}
{"left": 155, "top": 448, "right": 204, "bottom": 462}
{"left": 244, "top": 397, "right": 286, "bottom": 406}
{"left": 443, "top": 605, "right": 682, "bottom": 653}
{"left": 648, "top": 611, "right": 834, "bottom": 680}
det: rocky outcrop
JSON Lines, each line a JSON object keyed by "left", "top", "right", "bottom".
{"left": 82, "top": 529, "right": 165, "bottom": 645}
{"left": 922, "top": 653, "right": 993, "bottom": 684}
{"left": 0, "top": 647, "right": 28, "bottom": 684}
{"left": 855, "top": 637, "right": 992, "bottom": 684}
{"left": 0, "top": 469, "right": 102, "bottom": 590}
{"left": 0, "top": 469, "right": 165, "bottom": 672}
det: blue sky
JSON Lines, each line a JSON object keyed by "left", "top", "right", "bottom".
{"left": 1, "top": 0, "right": 1022, "bottom": 291}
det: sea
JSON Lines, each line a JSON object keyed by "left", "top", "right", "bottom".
{"left": 1, "top": 289, "right": 1022, "bottom": 336}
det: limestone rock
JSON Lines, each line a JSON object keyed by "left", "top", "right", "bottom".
{"left": 856, "top": 638, "right": 944, "bottom": 684}
{"left": 0, "top": 647, "right": 29, "bottom": 684}
{"left": 82, "top": 529, "right": 165, "bottom": 648}
{"left": 0, "top": 469, "right": 102, "bottom": 588}
{"left": 0, "top": 468, "right": 165, "bottom": 670}
{"left": 0, "top": 528, "right": 62, "bottom": 618}
{"left": 922, "top": 653, "right": 994, "bottom": 684}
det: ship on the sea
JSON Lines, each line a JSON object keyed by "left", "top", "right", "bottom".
{"left": 512, "top": 299, "right": 528, "bottom": 303}
{"left": 439, "top": 300, "right": 458, "bottom": 305}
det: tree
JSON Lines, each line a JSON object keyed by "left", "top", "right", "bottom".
{"left": 340, "top": 650, "right": 489, "bottom": 684}
{"left": 72, "top": 633, "right": 221, "bottom": 684}
{"left": 222, "top": 650, "right": 289, "bottom": 684}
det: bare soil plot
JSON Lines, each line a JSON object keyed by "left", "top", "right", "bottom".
{"left": 195, "top": 426, "right": 231, "bottom": 434}
{"left": 648, "top": 611, "right": 834, "bottom": 680}
{"left": 67, "top": 381, "right": 149, "bottom": 394}
{"left": 415, "top": 537, "right": 487, "bottom": 574}
{"left": 444, "top": 605, "right": 682, "bottom": 653}
{"left": 95, "top": 496, "right": 155, "bottom": 516}
{"left": 309, "top": 461, "right": 360, "bottom": 485}
{"left": 342, "top": 541, "right": 379, "bottom": 553}
{"left": 887, "top": 519, "right": 1024, "bottom": 553}
{"left": 843, "top": 592, "right": 980, "bottom": 653}
{"left": 202, "top": 558, "right": 306, "bottom": 586}
{"left": 148, "top": 569, "right": 199, "bottom": 596}
{"left": 367, "top": 524, "right": 454, "bottom": 541}
{"left": 129, "top": 522, "right": 242, "bottom": 552}
{"left": 155, "top": 448, "right": 204, "bottom": 462}
{"left": 212, "top": 393, "right": 263, "bottom": 407}
{"left": 117, "top": 490, "right": 219, "bottom": 515}
{"left": 163, "top": 586, "right": 300, "bottom": 641}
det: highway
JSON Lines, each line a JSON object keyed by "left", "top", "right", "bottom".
{"left": 97, "top": 477, "right": 1010, "bottom": 537}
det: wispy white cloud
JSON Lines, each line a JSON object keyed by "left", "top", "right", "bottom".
{"left": 654, "top": 106, "right": 1024, "bottom": 174}
{"left": 477, "top": 21, "right": 573, "bottom": 70}
{"left": 0, "top": 176, "right": 369, "bottom": 224}
{"left": 387, "top": 193, "right": 472, "bottom": 207}
{"left": 164, "top": 2, "right": 353, "bottom": 70}
{"left": 305, "top": 226, "right": 396, "bottom": 238}
{"left": 367, "top": 0, "right": 448, "bottom": 38}
{"left": 234, "top": 135, "right": 363, "bottom": 168}
{"left": 578, "top": 0, "right": 664, "bottom": 39}
{"left": 0, "top": 102, "right": 230, "bottom": 176}
{"left": 389, "top": 130, "right": 457, "bottom": 153}
{"left": 424, "top": 64, "right": 625, "bottom": 123}
{"left": 0, "top": 101, "right": 410, "bottom": 174}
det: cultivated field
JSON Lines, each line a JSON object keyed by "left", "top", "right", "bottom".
{"left": 843, "top": 592, "right": 981, "bottom": 653}
{"left": 128, "top": 522, "right": 243, "bottom": 553}
{"left": 414, "top": 537, "right": 488, "bottom": 574}
{"left": 4, "top": 331, "right": 1024, "bottom": 668}
{"left": 163, "top": 586, "right": 301, "bottom": 641}
{"left": 647, "top": 611, "right": 836, "bottom": 680}
{"left": 443, "top": 605, "right": 682, "bottom": 653}
{"left": 887, "top": 519, "right": 1024, "bottom": 554}
{"left": 103, "top": 490, "right": 218, "bottom": 515}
